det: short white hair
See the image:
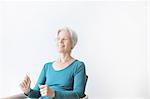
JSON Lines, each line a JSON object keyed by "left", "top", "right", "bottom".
{"left": 57, "top": 27, "right": 78, "bottom": 48}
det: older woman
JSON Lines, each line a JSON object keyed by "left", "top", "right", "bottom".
{"left": 20, "top": 27, "right": 87, "bottom": 99}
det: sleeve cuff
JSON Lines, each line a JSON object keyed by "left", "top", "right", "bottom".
{"left": 24, "top": 88, "right": 31, "bottom": 96}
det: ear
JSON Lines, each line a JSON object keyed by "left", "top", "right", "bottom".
{"left": 71, "top": 43, "right": 74, "bottom": 49}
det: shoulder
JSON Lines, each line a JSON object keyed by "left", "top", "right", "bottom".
{"left": 74, "top": 60, "right": 85, "bottom": 67}
{"left": 42, "top": 61, "right": 54, "bottom": 70}
{"left": 73, "top": 60, "right": 86, "bottom": 73}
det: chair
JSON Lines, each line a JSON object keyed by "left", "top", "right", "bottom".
{"left": 2, "top": 93, "right": 27, "bottom": 99}
{"left": 81, "top": 95, "right": 88, "bottom": 99}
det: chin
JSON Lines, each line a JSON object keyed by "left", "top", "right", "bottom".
{"left": 58, "top": 49, "right": 65, "bottom": 53}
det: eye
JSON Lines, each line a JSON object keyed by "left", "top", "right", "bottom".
{"left": 56, "top": 37, "right": 67, "bottom": 41}
{"left": 63, "top": 38, "right": 68, "bottom": 40}
{"left": 56, "top": 37, "right": 70, "bottom": 42}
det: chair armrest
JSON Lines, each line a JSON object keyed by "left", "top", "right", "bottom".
{"left": 80, "top": 95, "right": 88, "bottom": 99}
{"left": 2, "top": 93, "right": 27, "bottom": 99}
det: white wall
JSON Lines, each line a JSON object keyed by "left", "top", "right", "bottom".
{"left": 0, "top": 1, "right": 150, "bottom": 99}
{"left": 147, "top": 0, "right": 150, "bottom": 98}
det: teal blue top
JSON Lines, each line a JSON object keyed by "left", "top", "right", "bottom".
{"left": 27, "top": 60, "right": 87, "bottom": 99}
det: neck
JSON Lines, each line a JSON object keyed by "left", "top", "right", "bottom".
{"left": 58, "top": 53, "right": 73, "bottom": 63}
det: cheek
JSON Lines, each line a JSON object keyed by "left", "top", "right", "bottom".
{"left": 65, "top": 42, "right": 72, "bottom": 49}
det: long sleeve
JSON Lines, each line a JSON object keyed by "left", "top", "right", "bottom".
{"left": 27, "top": 63, "right": 47, "bottom": 98}
{"left": 54, "top": 62, "right": 87, "bottom": 99}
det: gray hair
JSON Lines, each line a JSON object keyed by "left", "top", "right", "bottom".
{"left": 57, "top": 27, "right": 78, "bottom": 48}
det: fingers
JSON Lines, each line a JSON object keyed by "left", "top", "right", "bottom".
{"left": 21, "top": 78, "right": 29, "bottom": 87}
{"left": 20, "top": 79, "right": 27, "bottom": 89}
{"left": 26, "top": 75, "right": 31, "bottom": 83}
{"left": 40, "top": 90, "right": 47, "bottom": 96}
{"left": 40, "top": 85, "right": 48, "bottom": 92}
{"left": 39, "top": 85, "right": 48, "bottom": 96}
{"left": 20, "top": 83, "right": 25, "bottom": 89}
{"left": 20, "top": 75, "right": 31, "bottom": 93}
{"left": 39, "top": 85, "right": 55, "bottom": 97}
{"left": 23, "top": 79, "right": 28, "bottom": 86}
{"left": 39, "top": 85, "right": 47, "bottom": 89}
{"left": 20, "top": 81, "right": 27, "bottom": 93}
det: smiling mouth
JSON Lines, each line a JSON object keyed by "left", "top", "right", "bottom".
{"left": 58, "top": 45, "right": 65, "bottom": 47}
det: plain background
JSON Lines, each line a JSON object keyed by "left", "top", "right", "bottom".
{"left": 0, "top": 0, "right": 150, "bottom": 99}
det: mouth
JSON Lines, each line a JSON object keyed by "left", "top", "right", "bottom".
{"left": 58, "top": 45, "right": 65, "bottom": 48}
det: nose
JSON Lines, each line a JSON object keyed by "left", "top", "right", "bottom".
{"left": 58, "top": 38, "right": 63, "bottom": 43}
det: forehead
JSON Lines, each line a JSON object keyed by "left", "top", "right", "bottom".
{"left": 57, "top": 29, "right": 71, "bottom": 38}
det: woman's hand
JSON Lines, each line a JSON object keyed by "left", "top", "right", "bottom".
{"left": 39, "top": 85, "right": 55, "bottom": 98}
{"left": 20, "top": 75, "right": 31, "bottom": 94}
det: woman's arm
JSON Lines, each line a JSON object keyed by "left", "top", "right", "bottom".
{"left": 27, "top": 63, "right": 47, "bottom": 98}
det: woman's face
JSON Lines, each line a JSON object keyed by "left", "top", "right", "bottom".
{"left": 56, "top": 30, "right": 73, "bottom": 54}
